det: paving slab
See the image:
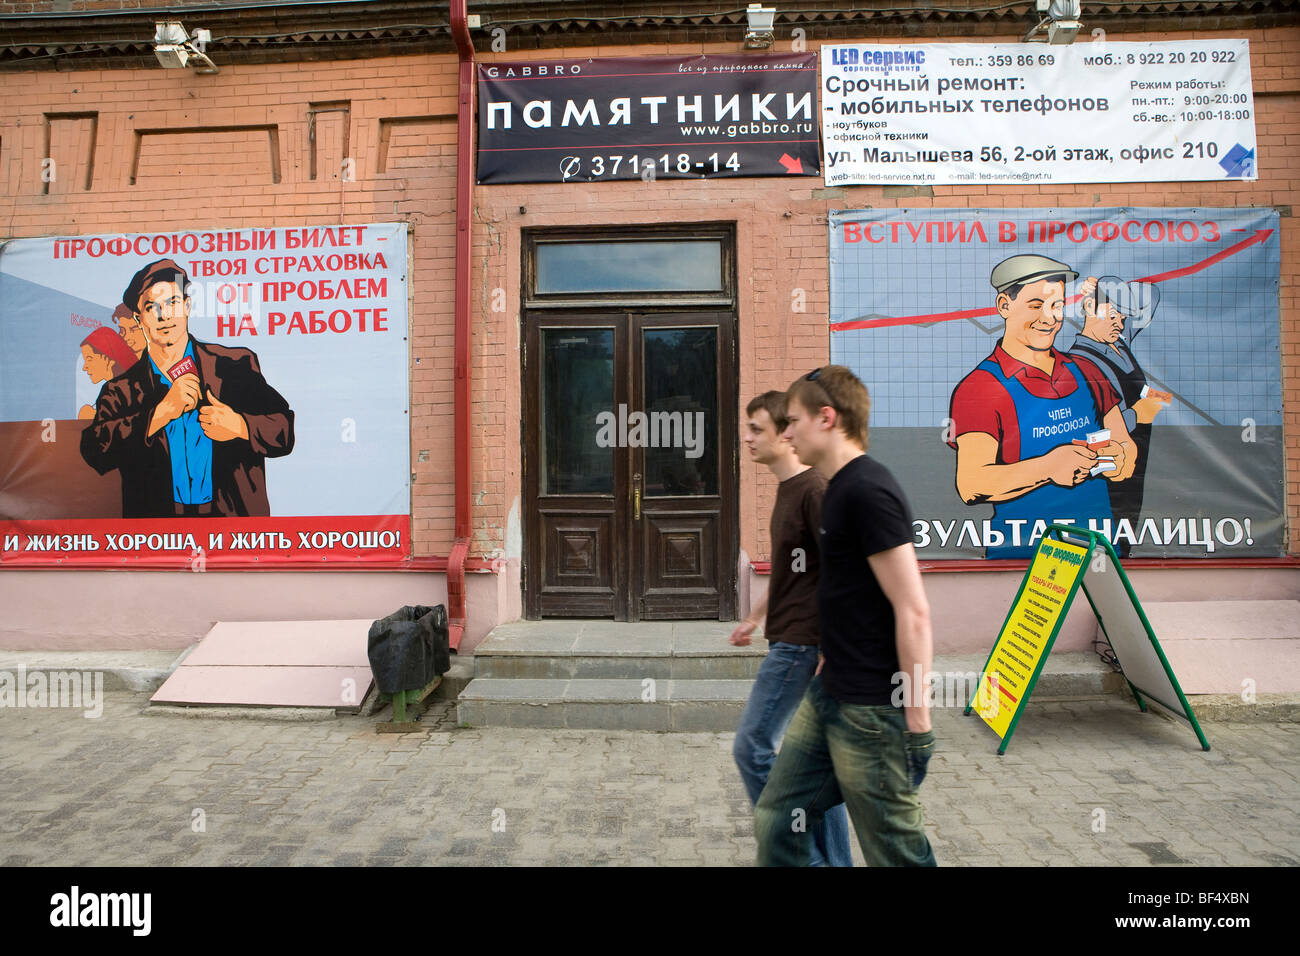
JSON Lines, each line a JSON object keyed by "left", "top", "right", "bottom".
{"left": 181, "top": 620, "right": 374, "bottom": 667}
{"left": 151, "top": 620, "right": 377, "bottom": 710}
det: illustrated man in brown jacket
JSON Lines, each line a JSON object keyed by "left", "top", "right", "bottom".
{"left": 80, "top": 259, "right": 294, "bottom": 517}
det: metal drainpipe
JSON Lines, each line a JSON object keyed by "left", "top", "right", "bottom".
{"left": 447, "top": 0, "right": 475, "bottom": 651}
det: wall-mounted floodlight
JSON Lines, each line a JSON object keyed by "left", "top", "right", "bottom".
{"left": 744, "top": 4, "right": 776, "bottom": 49}
{"left": 154, "top": 20, "right": 220, "bottom": 73}
{"left": 1024, "top": 0, "right": 1083, "bottom": 45}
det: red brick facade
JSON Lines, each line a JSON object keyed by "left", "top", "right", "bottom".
{"left": 1, "top": 24, "right": 1296, "bottom": 577}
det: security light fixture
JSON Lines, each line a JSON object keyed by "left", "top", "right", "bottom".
{"left": 744, "top": 4, "right": 776, "bottom": 50}
{"left": 1024, "top": 0, "right": 1083, "bottom": 45}
{"left": 153, "top": 20, "right": 220, "bottom": 74}
{"left": 153, "top": 21, "right": 189, "bottom": 69}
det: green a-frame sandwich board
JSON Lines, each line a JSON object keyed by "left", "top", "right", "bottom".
{"left": 964, "top": 524, "right": 1210, "bottom": 755}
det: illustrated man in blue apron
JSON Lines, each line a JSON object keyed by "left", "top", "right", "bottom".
{"left": 947, "top": 255, "right": 1138, "bottom": 558}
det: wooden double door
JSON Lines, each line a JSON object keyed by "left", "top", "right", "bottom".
{"left": 523, "top": 311, "right": 737, "bottom": 620}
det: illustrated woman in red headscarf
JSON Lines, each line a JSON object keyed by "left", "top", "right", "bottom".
{"left": 77, "top": 326, "right": 139, "bottom": 419}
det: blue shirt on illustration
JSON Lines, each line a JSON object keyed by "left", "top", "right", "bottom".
{"left": 148, "top": 341, "right": 214, "bottom": 505}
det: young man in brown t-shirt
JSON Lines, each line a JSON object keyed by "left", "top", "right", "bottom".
{"left": 730, "top": 391, "right": 852, "bottom": 867}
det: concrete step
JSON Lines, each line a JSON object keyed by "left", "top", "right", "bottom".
{"left": 457, "top": 627, "right": 1137, "bottom": 730}
{"left": 932, "top": 653, "right": 1130, "bottom": 700}
{"left": 456, "top": 678, "right": 749, "bottom": 731}
{"left": 470, "top": 619, "right": 763, "bottom": 680}
{"left": 426, "top": 657, "right": 475, "bottom": 699}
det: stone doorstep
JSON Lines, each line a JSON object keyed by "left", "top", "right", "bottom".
{"left": 459, "top": 678, "right": 752, "bottom": 704}
{"left": 467, "top": 650, "right": 1127, "bottom": 698}
{"left": 472, "top": 652, "right": 763, "bottom": 681}
{"left": 454, "top": 679, "right": 749, "bottom": 732}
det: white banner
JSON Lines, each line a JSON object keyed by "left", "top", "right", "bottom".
{"left": 820, "top": 40, "right": 1257, "bottom": 186}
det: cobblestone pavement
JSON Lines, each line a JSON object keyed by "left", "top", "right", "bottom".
{"left": 1, "top": 691, "right": 1296, "bottom": 866}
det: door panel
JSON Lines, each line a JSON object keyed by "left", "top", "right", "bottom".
{"left": 630, "top": 314, "right": 736, "bottom": 621}
{"left": 524, "top": 312, "right": 735, "bottom": 620}
{"left": 536, "top": 508, "right": 619, "bottom": 617}
{"left": 525, "top": 318, "right": 628, "bottom": 619}
{"left": 638, "top": 510, "right": 720, "bottom": 619}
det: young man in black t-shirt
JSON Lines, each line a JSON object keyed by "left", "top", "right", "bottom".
{"left": 754, "top": 365, "right": 937, "bottom": 867}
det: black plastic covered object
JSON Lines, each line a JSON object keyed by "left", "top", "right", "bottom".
{"left": 367, "top": 604, "right": 451, "bottom": 695}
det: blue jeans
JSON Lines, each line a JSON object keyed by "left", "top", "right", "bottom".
{"left": 754, "top": 675, "right": 937, "bottom": 867}
{"left": 733, "top": 642, "right": 853, "bottom": 867}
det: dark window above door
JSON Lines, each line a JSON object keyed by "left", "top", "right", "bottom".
{"left": 536, "top": 240, "right": 723, "bottom": 295}
{"left": 524, "top": 224, "right": 735, "bottom": 310}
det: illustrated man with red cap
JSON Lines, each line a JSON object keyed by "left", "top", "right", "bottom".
{"left": 80, "top": 258, "right": 294, "bottom": 517}
{"left": 947, "top": 254, "right": 1137, "bottom": 558}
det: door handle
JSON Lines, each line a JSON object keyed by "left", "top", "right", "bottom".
{"left": 632, "top": 472, "right": 641, "bottom": 521}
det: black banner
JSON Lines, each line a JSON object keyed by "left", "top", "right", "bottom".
{"left": 476, "top": 53, "right": 820, "bottom": 184}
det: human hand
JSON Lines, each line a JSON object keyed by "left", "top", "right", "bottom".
{"left": 198, "top": 388, "right": 249, "bottom": 442}
{"left": 160, "top": 373, "right": 201, "bottom": 423}
{"left": 1132, "top": 395, "right": 1166, "bottom": 425}
{"left": 903, "top": 729, "right": 935, "bottom": 788}
{"left": 1097, "top": 440, "right": 1126, "bottom": 482}
{"left": 1043, "top": 444, "right": 1096, "bottom": 488}
{"left": 729, "top": 620, "right": 757, "bottom": 646}
{"left": 1079, "top": 276, "right": 1098, "bottom": 317}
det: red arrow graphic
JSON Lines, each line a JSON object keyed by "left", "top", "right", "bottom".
{"left": 1135, "top": 228, "right": 1272, "bottom": 283}
{"left": 779, "top": 153, "right": 803, "bottom": 174}
{"left": 830, "top": 228, "right": 1274, "bottom": 332}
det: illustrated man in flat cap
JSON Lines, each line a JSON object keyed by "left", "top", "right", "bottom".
{"left": 80, "top": 258, "right": 294, "bottom": 518}
{"left": 1068, "top": 275, "right": 1167, "bottom": 555}
{"left": 946, "top": 255, "right": 1137, "bottom": 558}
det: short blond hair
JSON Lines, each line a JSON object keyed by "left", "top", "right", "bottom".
{"left": 786, "top": 365, "right": 870, "bottom": 449}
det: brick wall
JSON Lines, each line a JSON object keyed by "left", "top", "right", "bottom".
{"left": 1, "top": 25, "right": 1296, "bottom": 567}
